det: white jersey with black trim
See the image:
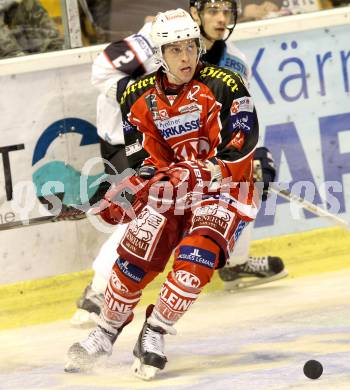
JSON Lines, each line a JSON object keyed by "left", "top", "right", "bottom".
{"left": 219, "top": 41, "right": 251, "bottom": 87}
{"left": 92, "top": 22, "right": 157, "bottom": 144}
{"left": 92, "top": 23, "right": 155, "bottom": 98}
{"left": 91, "top": 24, "right": 250, "bottom": 145}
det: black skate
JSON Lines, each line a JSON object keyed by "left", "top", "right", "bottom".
{"left": 70, "top": 283, "right": 104, "bottom": 327}
{"left": 219, "top": 256, "right": 288, "bottom": 290}
{"left": 132, "top": 305, "right": 168, "bottom": 380}
{"left": 65, "top": 326, "right": 117, "bottom": 373}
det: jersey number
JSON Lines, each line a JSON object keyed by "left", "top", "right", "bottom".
{"left": 113, "top": 50, "right": 135, "bottom": 67}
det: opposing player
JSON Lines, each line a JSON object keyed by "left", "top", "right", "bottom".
{"left": 65, "top": 9, "right": 259, "bottom": 379}
{"left": 70, "top": 0, "right": 286, "bottom": 327}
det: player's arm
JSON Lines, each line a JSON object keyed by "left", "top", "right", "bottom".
{"left": 224, "top": 41, "right": 251, "bottom": 86}
{"left": 96, "top": 107, "right": 164, "bottom": 225}
{"left": 122, "top": 116, "right": 150, "bottom": 170}
{"left": 91, "top": 23, "right": 154, "bottom": 102}
{"left": 206, "top": 74, "right": 259, "bottom": 183}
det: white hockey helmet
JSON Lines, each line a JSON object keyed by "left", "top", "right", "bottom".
{"left": 151, "top": 9, "right": 205, "bottom": 69}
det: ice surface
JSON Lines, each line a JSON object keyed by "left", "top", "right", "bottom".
{"left": 1, "top": 269, "right": 350, "bottom": 389}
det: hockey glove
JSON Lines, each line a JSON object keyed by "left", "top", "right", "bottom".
{"left": 253, "top": 147, "right": 276, "bottom": 201}
{"left": 96, "top": 164, "right": 158, "bottom": 224}
{"left": 144, "top": 160, "right": 217, "bottom": 211}
{"left": 97, "top": 174, "right": 148, "bottom": 224}
{"left": 174, "top": 159, "right": 222, "bottom": 191}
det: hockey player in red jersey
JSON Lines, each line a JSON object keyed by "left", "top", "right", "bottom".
{"left": 71, "top": 0, "right": 286, "bottom": 328}
{"left": 65, "top": 9, "right": 260, "bottom": 380}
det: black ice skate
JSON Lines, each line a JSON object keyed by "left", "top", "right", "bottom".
{"left": 64, "top": 325, "right": 117, "bottom": 373}
{"left": 132, "top": 305, "right": 169, "bottom": 381}
{"left": 219, "top": 256, "right": 288, "bottom": 290}
{"left": 70, "top": 283, "right": 104, "bottom": 327}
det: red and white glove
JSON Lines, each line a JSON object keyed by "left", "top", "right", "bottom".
{"left": 92, "top": 164, "right": 159, "bottom": 225}
{"left": 145, "top": 160, "right": 222, "bottom": 211}
{"left": 97, "top": 175, "right": 148, "bottom": 225}
{"left": 171, "top": 159, "right": 222, "bottom": 191}
{"left": 95, "top": 160, "right": 223, "bottom": 223}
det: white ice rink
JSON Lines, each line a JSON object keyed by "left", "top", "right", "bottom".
{"left": 1, "top": 269, "right": 350, "bottom": 390}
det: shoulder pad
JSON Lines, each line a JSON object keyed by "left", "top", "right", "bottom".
{"left": 199, "top": 65, "right": 245, "bottom": 94}
{"left": 222, "top": 42, "right": 250, "bottom": 81}
{"left": 120, "top": 73, "right": 156, "bottom": 106}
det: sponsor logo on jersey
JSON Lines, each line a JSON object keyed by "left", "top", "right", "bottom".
{"left": 125, "top": 139, "right": 142, "bottom": 156}
{"left": 175, "top": 270, "right": 201, "bottom": 288}
{"left": 200, "top": 66, "right": 240, "bottom": 93}
{"left": 178, "top": 102, "right": 202, "bottom": 114}
{"left": 192, "top": 204, "right": 231, "bottom": 235}
{"left": 222, "top": 54, "right": 248, "bottom": 79}
{"left": 234, "top": 220, "right": 248, "bottom": 242}
{"left": 110, "top": 270, "right": 129, "bottom": 292}
{"left": 105, "top": 286, "right": 136, "bottom": 313}
{"left": 230, "top": 97, "right": 254, "bottom": 115}
{"left": 231, "top": 114, "right": 252, "bottom": 133}
{"left": 167, "top": 95, "right": 177, "bottom": 105}
{"left": 159, "top": 109, "right": 169, "bottom": 119}
{"left": 187, "top": 85, "right": 201, "bottom": 101}
{"left": 202, "top": 193, "right": 239, "bottom": 205}
{"left": 145, "top": 94, "right": 161, "bottom": 120}
{"left": 120, "top": 75, "right": 156, "bottom": 105}
{"left": 159, "top": 285, "right": 194, "bottom": 317}
{"left": 178, "top": 246, "right": 216, "bottom": 269}
{"left": 121, "top": 207, "right": 166, "bottom": 260}
{"left": 155, "top": 112, "right": 200, "bottom": 140}
{"left": 116, "top": 258, "right": 146, "bottom": 283}
{"left": 122, "top": 120, "right": 134, "bottom": 133}
{"left": 131, "top": 34, "right": 153, "bottom": 59}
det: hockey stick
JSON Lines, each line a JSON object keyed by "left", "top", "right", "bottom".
{"left": 0, "top": 174, "right": 115, "bottom": 231}
{"left": 0, "top": 174, "right": 136, "bottom": 231}
{"left": 0, "top": 206, "right": 87, "bottom": 231}
{"left": 269, "top": 184, "right": 350, "bottom": 231}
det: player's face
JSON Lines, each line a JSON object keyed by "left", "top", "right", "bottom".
{"left": 163, "top": 39, "right": 198, "bottom": 85}
{"left": 201, "top": 1, "right": 233, "bottom": 41}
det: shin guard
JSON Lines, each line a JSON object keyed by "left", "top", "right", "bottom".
{"left": 151, "top": 236, "right": 220, "bottom": 328}
{"left": 100, "top": 259, "right": 158, "bottom": 332}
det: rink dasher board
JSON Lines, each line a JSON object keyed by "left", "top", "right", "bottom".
{"left": 0, "top": 58, "right": 107, "bottom": 284}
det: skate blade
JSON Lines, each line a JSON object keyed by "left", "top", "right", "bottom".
{"left": 64, "top": 360, "right": 82, "bottom": 373}
{"left": 64, "top": 356, "right": 97, "bottom": 373}
{"left": 224, "top": 269, "right": 288, "bottom": 291}
{"left": 132, "top": 358, "right": 159, "bottom": 381}
{"left": 70, "top": 309, "right": 99, "bottom": 328}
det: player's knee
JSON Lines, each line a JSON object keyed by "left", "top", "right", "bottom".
{"left": 110, "top": 257, "right": 158, "bottom": 294}
{"left": 173, "top": 235, "right": 220, "bottom": 288}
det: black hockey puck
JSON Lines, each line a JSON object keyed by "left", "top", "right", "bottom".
{"left": 303, "top": 360, "right": 323, "bottom": 379}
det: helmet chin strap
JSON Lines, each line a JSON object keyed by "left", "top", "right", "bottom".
{"left": 157, "top": 49, "right": 202, "bottom": 86}
{"left": 199, "top": 24, "right": 213, "bottom": 43}
{"left": 162, "top": 68, "right": 184, "bottom": 85}
{"left": 163, "top": 59, "right": 202, "bottom": 85}
{"left": 157, "top": 57, "right": 183, "bottom": 84}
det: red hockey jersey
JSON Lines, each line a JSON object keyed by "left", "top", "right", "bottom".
{"left": 120, "top": 63, "right": 259, "bottom": 219}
